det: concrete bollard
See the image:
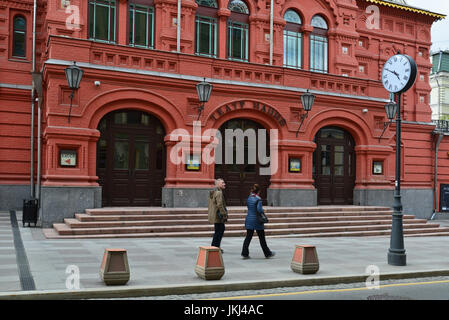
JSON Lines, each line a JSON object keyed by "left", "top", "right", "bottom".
{"left": 99, "top": 248, "right": 130, "bottom": 285}
{"left": 291, "top": 245, "right": 319, "bottom": 274}
{"left": 194, "top": 246, "right": 225, "bottom": 280}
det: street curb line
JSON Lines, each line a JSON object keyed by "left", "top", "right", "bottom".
{"left": 1, "top": 269, "right": 449, "bottom": 300}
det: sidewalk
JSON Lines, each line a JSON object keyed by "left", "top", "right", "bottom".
{"left": 1, "top": 210, "right": 449, "bottom": 299}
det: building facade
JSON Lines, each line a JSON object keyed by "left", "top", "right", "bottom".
{"left": 430, "top": 50, "right": 449, "bottom": 120}
{"left": 0, "top": 0, "right": 447, "bottom": 227}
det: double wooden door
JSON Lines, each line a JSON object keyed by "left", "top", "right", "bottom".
{"left": 313, "top": 127, "right": 355, "bottom": 205}
{"left": 97, "top": 110, "right": 166, "bottom": 207}
{"left": 215, "top": 119, "right": 271, "bottom": 206}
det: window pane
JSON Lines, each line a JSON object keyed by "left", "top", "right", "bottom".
{"left": 283, "top": 31, "right": 301, "bottom": 68}
{"left": 90, "top": 1, "right": 116, "bottom": 42}
{"left": 310, "top": 34, "right": 328, "bottom": 72}
{"left": 13, "top": 32, "right": 25, "bottom": 57}
{"left": 196, "top": 0, "right": 218, "bottom": 8}
{"left": 196, "top": 16, "right": 216, "bottom": 56}
{"left": 134, "top": 10, "right": 147, "bottom": 46}
{"left": 114, "top": 140, "right": 129, "bottom": 169}
{"left": 228, "top": 0, "right": 249, "bottom": 14}
{"left": 228, "top": 22, "right": 247, "bottom": 61}
{"left": 14, "top": 17, "right": 26, "bottom": 31}
{"left": 311, "top": 15, "right": 328, "bottom": 29}
{"left": 97, "top": 139, "right": 107, "bottom": 169}
{"left": 284, "top": 10, "right": 301, "bottom": 24}
{"left": 89, "top": 3, "right": 95, "bottom": 38}
{"left": 321, "top": 145, "right": 331, "bottom": 175}
{"left": 135, "top": 139, "right": 149, "bottom": 170}
{"left": 95, "top": 4, "right": 109, "bottom": 40}
{"left": 321, "top": 128, "right": 344, "bottom": 139}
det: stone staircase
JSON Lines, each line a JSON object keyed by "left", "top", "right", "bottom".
{"left": 43, "top": 206, "right": 449, "bottom": 239}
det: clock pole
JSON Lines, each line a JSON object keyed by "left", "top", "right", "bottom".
{"left": 388, "top": 92, "right": 406, "bottom": 266}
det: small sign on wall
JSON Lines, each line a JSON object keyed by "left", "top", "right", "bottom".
{"left": 186, "top": 154, "right": 201, "bottom": 171}
{"left": 372, "top": 161, "right": 383, "bottom": 175}
{"left": 289, "top": 158, "right": 301, "bottom": 173}
{"left": 60, "top": 150, "right": 77, "bottom": 167}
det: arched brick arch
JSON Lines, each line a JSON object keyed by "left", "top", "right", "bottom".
{"left": 205, "top": 99, "right": 286, "bottom": 139}
{"left": 305, "top": 108, "right": 371, "bottom": 146}
{"left": 82, "top": 88, "right": 184, "bottom": 134}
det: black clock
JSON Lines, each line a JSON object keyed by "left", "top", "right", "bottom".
{"left": 382, "top": 54, "right": 417, "bottom": 93}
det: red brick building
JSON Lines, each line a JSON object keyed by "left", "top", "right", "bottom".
{"left": 0, "top": 0, "right": 447, "bottom": 227}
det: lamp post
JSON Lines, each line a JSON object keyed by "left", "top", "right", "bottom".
{"left": 196, "top": 78, "right": 212, "bottom": 121}
{"left": 388, "top": 92, "right": 406, "bottom": 266}
{"left": 296, "top": 90, "right": 315, "bottom": 137}
{"left": 64, "top": 62, "right": 83, "bottom": 123}
{"left": 381, "top": 52, "right": 417, "bottom": 266}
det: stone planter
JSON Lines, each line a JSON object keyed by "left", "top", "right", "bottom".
{"left": 291, "top": 245, "right": 319, "bottom": 274}
{"left": 194, "top": 246, "right": 225, "bottom": 280}
{"left": 99, "top": 248, "right": 130, "bottom": 285}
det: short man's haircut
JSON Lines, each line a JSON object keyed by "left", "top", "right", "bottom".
{"left": 215, "top": 178, "right": 224, "bottom": 186}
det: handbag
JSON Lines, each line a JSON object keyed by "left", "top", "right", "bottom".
{"left": 255, "top": 199, "right": 269, "bottom": 224}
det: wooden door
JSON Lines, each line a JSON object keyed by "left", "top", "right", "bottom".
{"left": 215, "top": 119, "right": 271, "bottom": 205}
{"left": 97, "top": 110, "right": 166, "bottom": 207}
{"left": 313, "top": 127, "right": 355, "bottom": 205}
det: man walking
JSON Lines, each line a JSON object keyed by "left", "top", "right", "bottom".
{"left": 208, "top": 178, "right": 228, "bottom": 251}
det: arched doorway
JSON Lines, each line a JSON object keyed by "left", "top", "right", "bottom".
{"left": 313, "top": 126, "right": 355, "bottom": 205}
{"left": 97, "top": 109, "right": 166, "bottom": 206}
{"left": 215, "top": 119, "right": 271, "bottom": 205}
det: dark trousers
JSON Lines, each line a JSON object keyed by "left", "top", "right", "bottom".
{"left": 241, "top": 229, "right": 271, "bottom": 257}
{"left": 211, "top": 223, "right": 225, "bottom": 248}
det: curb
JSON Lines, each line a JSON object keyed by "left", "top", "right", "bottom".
{"left": 1, "top": 269, "right": 449, "bottom": 300}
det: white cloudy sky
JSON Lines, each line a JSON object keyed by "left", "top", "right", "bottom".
{"left": 406, "top": 0, "right": 449, "bottom": 52}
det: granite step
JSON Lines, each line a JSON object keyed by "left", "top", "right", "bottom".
{"left": 77, "top": 210, "right": 394, "bottom": 220}
{"left": 47, "top": 206, "right": 448, "bottom": 239}
{"left": 53, "top": 221, "right": 440, "bottom": 236}
{"left": 74, "top": 212, "right": 411, "bottom": 223}
{"left": 63, "top": 217, "right": 427, "bottom": 229}
{"left": 44, "top": 226, "right": 449, "bottom": 239}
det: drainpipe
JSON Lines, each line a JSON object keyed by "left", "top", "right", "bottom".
{"left": 30, "top": 0, "right": 37, "bottom": 198}
{"left": 269, "top": 0, "right": 273, "bottom": 65}
{"left": 432, "top": 133, "right": 444, "bottom": 220}
{"left": 177, "top": 0, "right": 181, "bottom": 52}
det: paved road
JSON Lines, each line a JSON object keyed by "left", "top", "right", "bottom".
{"left": 116, "top": 276, "right": 449, "bottom": 300}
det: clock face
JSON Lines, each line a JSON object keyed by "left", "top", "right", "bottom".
{"left": 382, "top": 54, "right": 416, "bottom": 93}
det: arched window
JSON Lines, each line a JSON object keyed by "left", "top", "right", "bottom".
{"left": 195, "top": 0, "right": 218, "bottom": 57}
{"left": 129, "top": 0, "right": 154, "bottom": 49}
{"left": 12, "top": 16, "right": 26, "bottom": 58}
{"left": 310, "top": 15, "right": 328, "bottom": 73}
{"left": 228, "top": 0, "right": 249, "bottom": 62}
{"left": 283, "top": 9, "right": 302, "bottom": 69}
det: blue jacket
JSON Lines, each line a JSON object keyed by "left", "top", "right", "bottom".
{"left": 245, "top": 193, "right": 265, "bottom": 230}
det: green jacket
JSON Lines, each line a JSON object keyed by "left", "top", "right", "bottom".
{"left": 208, "top": 188, "right": 228, "bottom": 224}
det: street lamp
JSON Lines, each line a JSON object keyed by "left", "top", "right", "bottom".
{"left": 64, "top": 61, "right": 83, "bottom": 123}
{"left": 296, "top": 90, "right": 315, "bottom": 137}
{"left": 381, "top": 52, "right": 417, "bottom": 267}
{"left": 196, "top": 78, "right": 212, "bottom": 121}
{"left": 378, "top": 98, "right": 397, "bottom": 142}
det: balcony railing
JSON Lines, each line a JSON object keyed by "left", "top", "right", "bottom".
{"left": 433, "top": 120, "right": 449, "bottom": 132}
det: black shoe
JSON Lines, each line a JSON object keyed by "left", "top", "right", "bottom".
{"left": 220, "top": 248, "right": 224, "bottom": 254}
{"left": 265, "top": 251, "right": 276, "bottom": 259}
{"left": 241, "top": 255, "right": 250, "bottom": 259}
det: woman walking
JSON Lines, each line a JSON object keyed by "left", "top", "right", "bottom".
{"left": 241, "top": 184, "right": 275, "bottom": 259}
